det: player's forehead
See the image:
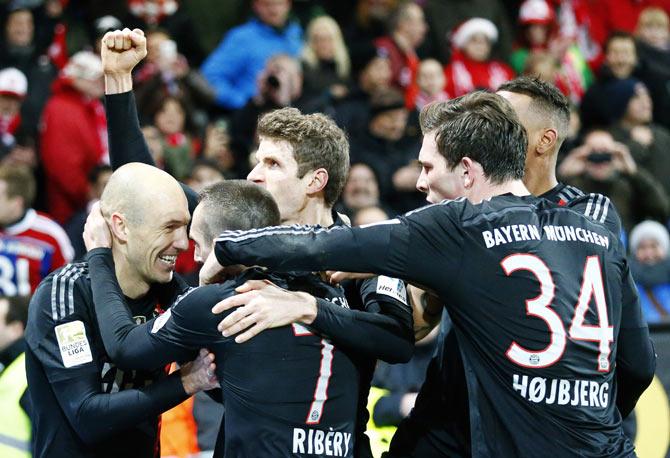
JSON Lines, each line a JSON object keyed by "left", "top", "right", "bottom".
{"left": 418, "top": 131, "right": 441, "bottom": 163}
{"left": 256, "top": 137, "right": 297, "bottom": 165}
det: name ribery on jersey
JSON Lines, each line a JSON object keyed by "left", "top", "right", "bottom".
{"left": 513, "top": 374, "right": 609, "bottom": 408}
{"left": 292, "top": 428, "right": 352, "bottom": 457}
{"left": 482, "top": 224, "right": 610, "bottom": 249}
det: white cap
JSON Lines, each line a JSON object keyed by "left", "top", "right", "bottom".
{"left": 518, "top": 0, "right": 554, "bottom": 25}
{"left": 630, "top": 220, "right": 670, "bottom": 256}
{"left": 62, "top": 51, "right": 103, "bottom": 81}
{"left": 451, "top": 18, "right": 498, "bottom": 49}
{"left": 0, "top": 67, "right": 28, "bottom": 98}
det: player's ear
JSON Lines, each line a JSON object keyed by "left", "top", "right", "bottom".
{"left": 306, "top": 168, "right": 329, "bottom": 196}
{"left": 537, "top": 128, "right": 558, "bottom": 155}
{"left": 460, "top": 157, "right": 473, "bottom": 189}
{"left": 109, "top": 212, "right": 129, "bottom": 243}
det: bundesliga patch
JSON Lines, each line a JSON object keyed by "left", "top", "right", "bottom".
{"left": 55, "top": 320, "right": 93, "bottom": 368}
{"left": 376, "top": 276, "right": 408, "bottom": 305}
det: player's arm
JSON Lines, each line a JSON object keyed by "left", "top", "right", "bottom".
{"left": 204, "top": 203, "right": 464, "bottom": 291}
{"left": 212, "top": 277, "right": 414, "bottom": 363}
{"left": 27, "top": 286, "right": 212, "bottom": 445}
{"left": 615, "top": 266, "right": 656, "bottom": 418}
{"left": 102, "top": 28, "right": 199, "bottom": 211}
{"left": 87, "top": 248, "right": 229, "bottom": 371}
{"left": 409, "top": 285, "right": 443, "bottom": 341}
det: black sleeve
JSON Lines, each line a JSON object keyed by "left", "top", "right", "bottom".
{"left": 615, "top": 266, "right": 656, "bottom": 418}
{"left": 27, "top": 285, "right": 191, "bottom": 445}
{"left": 310, "top": 276, "right": 413, "bottom": 363}
{"left": 51, "top": 368, "right": 189, "bottom": 445}
{"left": 104, "top": 91, "right": 199, "bottom": 214}
{"left": 214, "top": 203, "right": 464, "bottom": 292}
{"left": 87, "top": 249, "right": 231, "bottom": 371}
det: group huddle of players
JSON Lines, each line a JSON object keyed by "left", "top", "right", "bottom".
{"left": 23, "top": 28, "right": 655, "bottom": 458}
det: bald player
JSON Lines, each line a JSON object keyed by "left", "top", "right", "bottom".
{"left": 24, "top": 163, "right": 218, "bottom": 458}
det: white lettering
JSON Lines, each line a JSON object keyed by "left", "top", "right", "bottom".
{"left": 293, "top": 429, "right": 306, "bottom": 454}
{"left": 344, "top": 433, "right": 351, "bottom": 456}
{"left": 564, "top": 225, "right": 576, "bottom": 242}
{"left": 333, "top": 432, "right": 343, "bottom": 456}
{"left": 483, "top": 231, "right": 495, "bottom": 248}
{"left": 513, "top": 374, "right": 528, "bottom": 398}
{"left": 528, "top": 225, "right": 541, "bottom": 240}
{"left": 599, "top": 383, "right": 609, "bottom": 407}
{"left": 545, "top": 379, "right": 557, "bottom": 405}
{"left": 543, "top": 226, "right": 557, "bottom": 241}
{"left": 558, "top": 380, "right": 571, "bottom": 405}
{"left": 529, "top": 377, "right": 546, "bottom": 403}
{"left": 589, "top": 381, "right": 600, "bottom": 407}
{"left": 500, "top": 226, "right": 513, "bottom": 243}
{"left": 314, "top": 430, "right": 324, "bottom": 455}
{"left": 518, "top": 224, "right": 530, "bottom": 241}
{"left": 325, "top": 431, "right": 334, "bottom": 456}
{"left": 494, "top": 229, "right": 507, "bottom": 246}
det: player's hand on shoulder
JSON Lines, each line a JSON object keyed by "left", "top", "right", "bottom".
{"left": 212, "top": 279, "right": 318, "bottom": 343}
{"left": 101, "top": 28, "right": 147, "bottom": 76}
{"left": 179, "top": 348, "right": 219, "bottom": 395}
{"left": 83, "top": 202, "right": 112, "bottom": 250}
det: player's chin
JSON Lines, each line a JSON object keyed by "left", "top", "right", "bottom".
{"left": 154, "top": 258, "right": 177, "bottom": 282}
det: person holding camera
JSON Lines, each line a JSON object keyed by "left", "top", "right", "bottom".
{"left": 230, "top": 53, "right": 330, "bottom": 176}
{"left": 558, "top": 128, "right": 669, "bottom": 232}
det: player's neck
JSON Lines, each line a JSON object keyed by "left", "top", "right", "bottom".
{"left": 470, "top": 179, "right": 530, "bottom": 203}
{"left": 284, "top": 200, "right": 334, "bottom": 227}
{"left": 523, "top": 153, "right": 559, "bottom": 196}
{"left": 112, "top": 249, "right": 150, "bottom": 299}
{"left": 523, "top": 168, "right": 558, "bottom": 196}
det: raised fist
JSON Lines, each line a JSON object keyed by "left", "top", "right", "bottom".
{"left": 101, "top": 28, "right": 147, "bottom": 76}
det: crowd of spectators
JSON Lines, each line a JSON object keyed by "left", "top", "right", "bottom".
{"left": 1, "top": 0, "right": 670, "bottom": 454}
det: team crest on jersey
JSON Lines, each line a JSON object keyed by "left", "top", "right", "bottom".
{"left": 133, "top": 315, "right": 146, "bottom": 324}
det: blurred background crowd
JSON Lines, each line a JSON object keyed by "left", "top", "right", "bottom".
{"left": 1, "top": 0, "right": 670, "bottom": 456}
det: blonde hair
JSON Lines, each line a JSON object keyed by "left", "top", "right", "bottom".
{"left": 637, "top": 7, "right": 669, "bottom": 32}
{"left": 302, "top": 15, "right": 351, "bottom": 79}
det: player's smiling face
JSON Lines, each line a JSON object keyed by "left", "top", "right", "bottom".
{"left": 248, "top": 138, "right": 312, "bottom": 223}
{"left": 125, "top": 192, "right": 190, "bottom": 286}
{"left": 416, "top": 131, "right": 465, "bottom": 203}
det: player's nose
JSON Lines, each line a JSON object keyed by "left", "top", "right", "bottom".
{"left": 247, "top": 166, "right": 264, "bottom": 184}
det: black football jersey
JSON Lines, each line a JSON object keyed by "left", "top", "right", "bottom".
{"left": 213, "top": 194, "right": 649, "bottom": 457}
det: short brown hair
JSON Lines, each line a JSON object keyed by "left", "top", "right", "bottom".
{"left": 0, "top": 165, "right": 36, "bottom": 208}
{"left": 419, "top": 92, "right": 527, "bottom": 184}
{"left": 257, "top": 108, "right": 350, "bottom": 206}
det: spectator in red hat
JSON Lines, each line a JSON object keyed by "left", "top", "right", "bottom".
{"left": 39, "top": 51, "right": 108, "bottom": 224}
{"left": 0, "top": 68, "right": 27, "bottom": 158}
{"left": 510, "top": 0, "right": 593, "bottom": 103}
{"left": 444, "top": 18, "right": 515, "bottom": 98}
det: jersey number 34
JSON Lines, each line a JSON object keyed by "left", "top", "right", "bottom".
{"left": 501, "top": 254, "right": 613, "bottom": 372}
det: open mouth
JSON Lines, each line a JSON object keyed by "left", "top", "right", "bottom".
{"left": 158, "top": 255, "right": 177, "bottom": 267}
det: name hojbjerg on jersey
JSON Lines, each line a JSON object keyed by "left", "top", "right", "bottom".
{"left": 513, "top": 374, "right": 609, "bottom": 408}
{"left": 481, "top": 224, "right": 609, "bottom": 249}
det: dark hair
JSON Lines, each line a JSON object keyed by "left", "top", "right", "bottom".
{"left": 1, "top": 295, "right": 30, "bottom": 329}
{"left": 197, "top": 180, "right": 280, "bottom": 242}
{"left": 420, "top": 92, "right": 527, "bottom": 184}
{"left": 88, "top": 164, "right": 112, "bottom": 184}
{"left": 604, "top": 30, "right": 635, "bottom": 53}
{"left": 257, "top": 108, "right": 350, "bottom": 206}
{"left": 0, "top": 165, "right": 35, "bottom": 208}
{"left": 498, "top": 76, "right": 570, "bottom": 141}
